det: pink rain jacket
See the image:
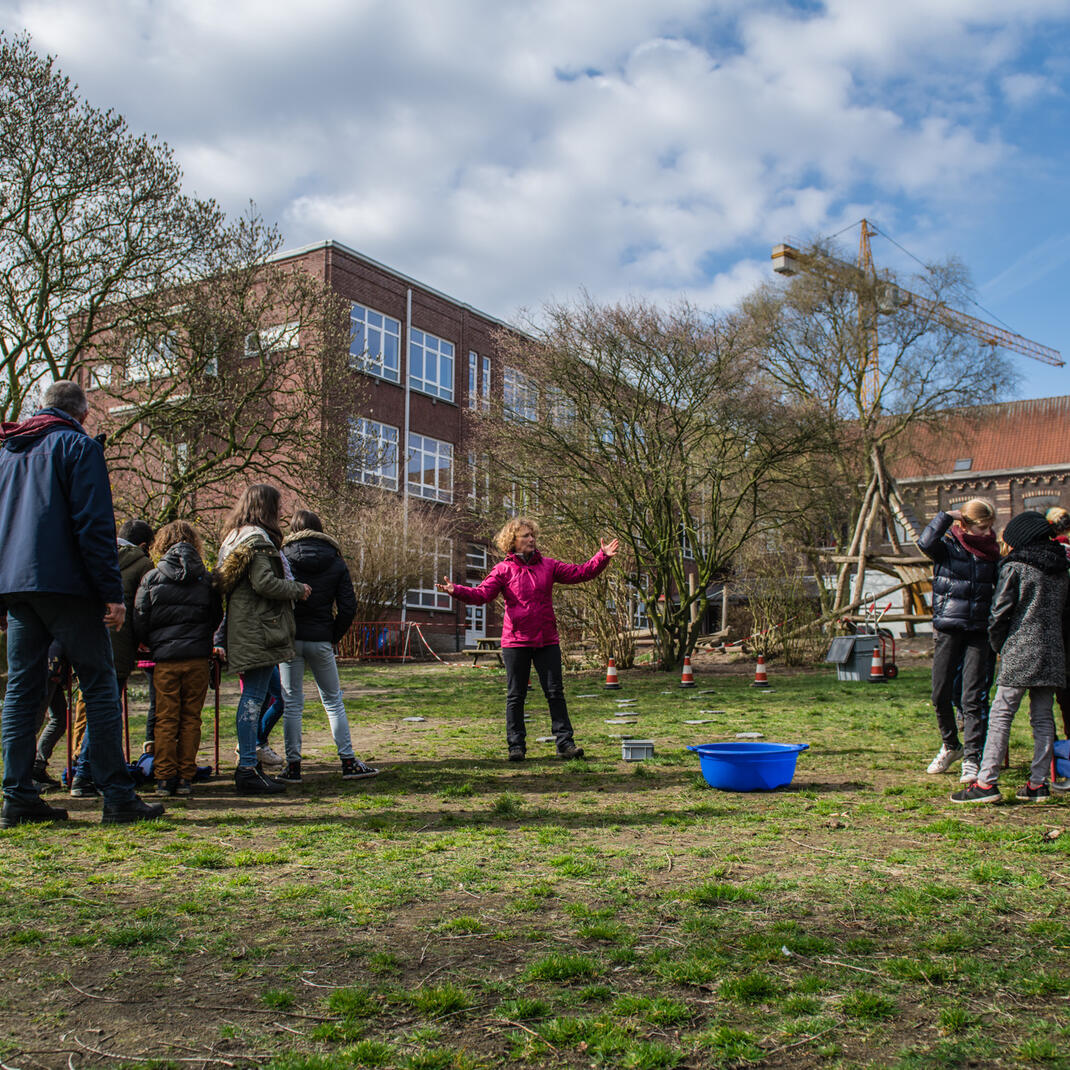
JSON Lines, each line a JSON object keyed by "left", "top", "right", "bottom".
{"left": 451, "top": 548, "right": 609, "bottom": 647}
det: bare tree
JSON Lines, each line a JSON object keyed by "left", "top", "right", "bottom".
{"left": 744, "top": 241, "right": 1016, "bottom": 609}
{"left": 0, "top": 33, "right": 222, "bottom": 420}
{"left": 92, "top": 212, "right": 360, "bottom": 529}
{"left": 471, "top": 297, "right": 827, "bottom": 670}
{"left": 312, "top": 491, "right": 451, "bottom": 625}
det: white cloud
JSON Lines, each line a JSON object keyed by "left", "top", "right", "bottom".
{"left": 2, "top": 0, "right": 1067, "bottom": 323}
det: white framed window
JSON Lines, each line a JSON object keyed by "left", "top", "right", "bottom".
{"left": 407, "top": 536, "right": 454, "bottom": 610}
{"left": 407, "top": 432, "right": 453, "bottom": 502}
{"left": 466, "top": 543, "right": 489, "bottom": 575}
{"left": 90, "top": 364, "right": 112, "bottom": 389}
{"left": 245, "top": 321, "right": 299, "bottom": 358}
{"left": 467, "top": 451, "right": 490, "bottom": 508}
{"left": 504, "top": 480, "right": 537, "bottom": 516}
{"left": 503, "top": 365, "right": 538, "bottom": 421}
{"left": 127, "top": 336, "right": 173, "bottom": 382}
{"left": 347, "top": 417, "right": 399, "bottom": 490}
{"left": 467, "top": 352, "right": 491, "bottom": 411}
{"left": 546, "top": 385, "right": 576, "bottom": 428}
{"left": 409, "top": 328, "right": 454, "bottom": 401}
{"left": 350, "top": 304, "right": 401, "bottom": 382}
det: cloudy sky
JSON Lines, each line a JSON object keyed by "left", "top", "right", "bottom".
{"left": 5, "top": 0, "right": 1070, "bottom": 399}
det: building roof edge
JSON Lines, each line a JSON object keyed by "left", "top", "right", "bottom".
{"left": 269, "top": 239, "right": 530, "bottom": 337}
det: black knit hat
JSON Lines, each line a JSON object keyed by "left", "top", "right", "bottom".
{"left": 1002, "top": 511, "right": 1053, "bottom": 549}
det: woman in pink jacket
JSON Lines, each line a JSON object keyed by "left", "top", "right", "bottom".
{"left": 438, "top": 516, "right": 618, "bottom": 761}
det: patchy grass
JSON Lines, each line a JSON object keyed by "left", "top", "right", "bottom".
{"left": 1, "top": 659, "right": 1068, "bottom": 1068}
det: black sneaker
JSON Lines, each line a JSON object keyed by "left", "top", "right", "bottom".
{"left": 1015, "top": 783, "right": 1050, "bottom": 803}
{"left": 557, "top": 742, "right": 585, "bottom": 760}
{"left": 1, "top": 796, "right": 69, "bottom": 829}
{"left": 341, "top": 758, "right": 379, "bottom": 780}
{"left": 277, "top": 761, "right": 302, "bottom": 783}
{"left": 950, "top": 783, "right": 1001, "bottom": 804}
{"left": 156, "top": 777, "right": 177, "bottom": 798}
{"left": 70, "top": 775, "right": 101, "bottom": 798}
{"left": 234, "top": 765, "right": 286, "bottom": 795}
{"left": 101, "top": 796, "right": 165, "bottom": 824}
{"left": 508, "top": 747, "right": 526, "bottom": 762}
{"left": 175, "top": 779, "right": 193, "bottom": 796}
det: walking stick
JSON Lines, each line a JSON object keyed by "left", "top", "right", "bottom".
{"left": 122, "top": 682, "right": 130, "bottom": 763}
{"left": 64, "top": 665, "right": 74, "bottom": 787}
{"left": 211, "top": 655, "right": 221, "bottom": 775}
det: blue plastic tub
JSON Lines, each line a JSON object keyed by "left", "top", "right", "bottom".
{"left": 687, "top": 742, "right": 809, "bottom": 792}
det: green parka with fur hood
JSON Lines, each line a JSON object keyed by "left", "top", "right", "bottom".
{"left": 216, "top": 526, "right": 306, "bottom": 673}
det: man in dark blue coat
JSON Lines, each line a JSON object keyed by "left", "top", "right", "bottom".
{"left": 0, "top": 380, "right": 163, "bottom": 827}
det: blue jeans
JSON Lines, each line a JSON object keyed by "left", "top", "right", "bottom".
{"left": 256, "top": 666, "right": 283, "bottom": 746}
{"left": 235, "top": 665, "right": 275, "bottom": 768}
{"left": 280, "top": 640, "right": 354, "bottom": 763}
{"left": 2, "top": 594, "right": 136, "bottom": 806}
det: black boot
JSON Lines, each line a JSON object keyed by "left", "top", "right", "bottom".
{"left": 1, "top": 796, "right": 69, "bottom": 829}
{"left": 101, "top": 796, "right": 165, "bottom": 824}
{"left": 234, "top": 765, "right": 286, "bottom": 795}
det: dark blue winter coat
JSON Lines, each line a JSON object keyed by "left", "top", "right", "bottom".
{"left": 919, "top": 511, "right": 998, "bottom": 633}
{"left": 0, "top": 408, "right": 122, "bottom": 604}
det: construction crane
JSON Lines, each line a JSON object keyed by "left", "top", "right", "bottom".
{"left": 770, "top": 220, "right": 1063, "bottom": 629}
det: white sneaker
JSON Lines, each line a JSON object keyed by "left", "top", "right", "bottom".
{"left": 927, "top": 744, "right": 964, "bottom": 774}
{"left": 256, "top": 743, "right": 284, "bottom": 767}
{"left": 1051, "top": 776, "right": 1070, "bottom": 794}
{"left": 959, "top": 759, "right": 979, "bottom": 784}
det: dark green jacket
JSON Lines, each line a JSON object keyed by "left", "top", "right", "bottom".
{"left": 113, "top": 543, "right": 153, "bottom": 678}
{"left": 217, "top": 531, "right": 305, "bottom": 673}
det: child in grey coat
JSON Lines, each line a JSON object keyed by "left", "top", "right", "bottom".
{"left": 952, "top": 511, "right": 1070, "bottom": 804}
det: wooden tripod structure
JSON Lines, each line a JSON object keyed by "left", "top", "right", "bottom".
{"left": 772, "top": 221, "right": 1062, "bottom": 631}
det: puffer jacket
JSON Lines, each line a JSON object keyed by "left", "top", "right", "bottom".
{"left": 134, "top": 542, "right": 223, "bottom": 663}
{"left": 988, "top": 539, "right": 1070, "bottom": 688}
{"left": 216, "top": 527, "right": 306, "bottom": 672}
{"left": 282, "top": 531, "right": 357, "bottom": 644}
{"left": 919, "top": 512, "right": 998, "bottom": 632}
{"left": 450, "top": 548, "right": 609, "bottom": 647}
{"left": 112, "top": 542, "right": 153, "bottom": 677}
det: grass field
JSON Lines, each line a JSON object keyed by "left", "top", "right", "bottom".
{"left": 1, "top": 658, "right": 1068, "bottom": 1069}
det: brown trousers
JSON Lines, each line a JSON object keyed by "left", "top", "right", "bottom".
{"left": 152, "top": 658, "right": 210, "bottom": 780}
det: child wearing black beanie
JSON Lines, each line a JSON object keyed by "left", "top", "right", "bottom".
{"left": 952, "top": 511, "right": 1070, "bottom": 804}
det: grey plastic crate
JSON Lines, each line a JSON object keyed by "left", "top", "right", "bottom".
{"left": 825, "top": 635, "right": 882, "bottom": 682}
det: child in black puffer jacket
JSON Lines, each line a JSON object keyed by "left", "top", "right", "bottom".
{"left": 134, "top": 521, "right": 222, "bottom": 797}
{"left": 919, "top": 498, "right": 999, "bottom": 783}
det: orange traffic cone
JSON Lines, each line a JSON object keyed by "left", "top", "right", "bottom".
{"left": 679, "top": 656, "right": 695, "bottom": 688}
{"left": 604, "top": 658, "right": 621, "bottom": 690}
{"left": 867, "top": 643, "right": 885, "bottom": 683}
{"left": 751, "top": 654, "right": 770, "bottom": 688}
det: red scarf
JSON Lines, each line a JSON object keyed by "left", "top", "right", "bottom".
{"left": 950, "top": 525, "right": 999, "bottom": 562}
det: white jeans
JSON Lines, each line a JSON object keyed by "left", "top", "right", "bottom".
{"left": 280, "top": 640, "right": 355, "bottom": 763}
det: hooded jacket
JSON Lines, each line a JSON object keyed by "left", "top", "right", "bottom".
{"left": 134, "top": 542, "right": 223, "bottom": 663}
{"left": 988, "top": 539, "right": 1070, "bottom": 688}
{"left": 919, "top": 511, "right": 998, "bottom": 632}
{"left": 112, "top": 542, "right": 154, "bottom": 676}
{"left": 216, "top": 526, "right": 306, "bottom": 672}
{"left": 281, "top": 530, "right": 357, "bottom": 644}
{"left": 450, "top": 548, "right": 609, "bottom": 647}
{"left": 0, "top": 407, "right": 122, "bottom": 603}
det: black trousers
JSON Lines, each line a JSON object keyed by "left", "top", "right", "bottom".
{"left": 932, "top": 629, "right": 991, "bottom": 760}
{"left": 502, "top": 645, "right": 575, "bottom": 752}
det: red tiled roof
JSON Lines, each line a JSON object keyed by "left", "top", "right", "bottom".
{"left": 891, "top": 395, "right": 1070, "bottom": 479}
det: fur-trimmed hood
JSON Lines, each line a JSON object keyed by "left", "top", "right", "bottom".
{"left": 282, "top": 529, "right": 341, "bottom": 552}
{"left": 216, "top": 527, "right": 279, "bottom": 596}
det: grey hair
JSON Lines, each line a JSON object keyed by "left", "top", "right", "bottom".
{"left": 42, "top": 380, "right": 89, "bottom": 420}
